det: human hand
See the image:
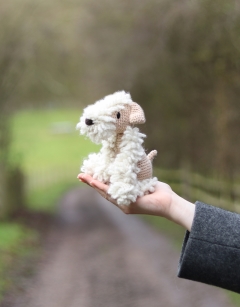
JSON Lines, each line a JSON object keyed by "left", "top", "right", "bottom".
{"left": 77, "top": 173, "right": 195, "bottom": 231}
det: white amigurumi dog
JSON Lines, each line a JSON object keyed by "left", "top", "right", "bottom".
{"left": 76, "top": 91, "right": 158, "bottom": 206}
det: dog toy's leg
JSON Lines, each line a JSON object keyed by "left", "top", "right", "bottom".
{"left": 108, "top": 155, "right": 141, "bottom": 205}
{"left": 81, "top": 152, "right": 101, "bottom": 176}
{"left": 137, "top": 177, "right": 158, "bottom": 195}
{"left": 81, "top": 142, "right": 114, "bottom": 183}
{"left": 82, "top": 152, "right": 111, "bottom": 182}
{"left": 108, "top": 127, "right": 154, "bottom": 205}
{"left": 108, "top": 181, "right": 137, "bottom": 205}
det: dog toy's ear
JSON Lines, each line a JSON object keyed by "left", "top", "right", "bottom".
{"left": 129, "top": 103, "right": 146, "bottom": 125}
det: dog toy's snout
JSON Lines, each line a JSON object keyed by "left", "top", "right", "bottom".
{"left": 85, "top": 118, "right": 94, "bottom": 126}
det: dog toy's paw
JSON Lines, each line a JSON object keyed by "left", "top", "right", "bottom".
{"left": 81, "top": 153, "right": 110, "bottom": 182}
{"left": 138, "top": 177, "right": 158, "bottom": 195}
{"left": 108, "top": 182, "right": 137, "bottom": 206}
{"left": 81, "top": 153, "right": 99, "bottom": 176}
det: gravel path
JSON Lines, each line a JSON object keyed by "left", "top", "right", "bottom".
{"left": 8, "top": 187, "right": 234, "bottom": 307}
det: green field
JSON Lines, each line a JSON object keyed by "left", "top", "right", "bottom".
{"left": 10, "top": 108, "right": 100, "bottom": 212}
{"left": 0, "top": 222, "right": 38, "bottom": 299}
{"left": 10, "top": 108, "right": 99, "bottom": 177}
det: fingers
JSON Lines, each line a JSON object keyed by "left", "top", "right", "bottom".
{"left": 77, "top": 173, "right": 92, "bottom": 185}
{"left": 78, "top": 173, "right": 109, "bottom": 193}
{"left": 90, "top": 179, "right": 109, "bottom": 194}
{"left": 77, "top": 173, "right": 119, "bottom": 206}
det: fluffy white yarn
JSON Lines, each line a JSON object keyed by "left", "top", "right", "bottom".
{"left": 107, "top": 126, "right": 157, "bottom": 205}
{"left": 77, "top": 91, "right": 157, "bottom": 206}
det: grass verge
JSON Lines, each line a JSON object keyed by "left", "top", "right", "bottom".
{"left": 0, "top": 223, "right": 39, "bottom": 299}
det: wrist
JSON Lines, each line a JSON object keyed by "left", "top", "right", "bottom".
{"left": 168, "top": 193, "right": 195, "bottom": 231}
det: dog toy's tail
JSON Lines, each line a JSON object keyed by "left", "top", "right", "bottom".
{"left": 147, "top": 150, "right": 157, "bottom": 162}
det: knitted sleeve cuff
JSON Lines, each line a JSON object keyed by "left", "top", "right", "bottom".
{"left": 178, "top": 201, "right": 240, "bottom": 293}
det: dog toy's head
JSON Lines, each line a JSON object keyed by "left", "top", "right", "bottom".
{"left": 76, "top": 91, "right": 145, "bottom": 144}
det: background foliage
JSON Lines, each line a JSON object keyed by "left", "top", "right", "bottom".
{"left": 0, "top": 0, "right": 240, "bottom": 303}
{"left": 0, "top": 0, "right": 240, "bottom": 219}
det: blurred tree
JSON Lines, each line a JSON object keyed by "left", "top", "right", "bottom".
{"left": 0, "top": 4, "right": 27, "bottom": 218}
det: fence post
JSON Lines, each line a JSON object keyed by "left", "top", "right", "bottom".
{"left": 0, "top": 164, "right": 8, "bottom": 219}
{"left": 6, "top": 166, "right": 26, "bottom": 217}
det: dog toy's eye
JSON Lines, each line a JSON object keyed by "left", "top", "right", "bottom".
{"left": 117, "top": 112, "right": 121, "bottom": 119}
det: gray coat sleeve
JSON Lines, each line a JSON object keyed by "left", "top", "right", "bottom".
{"left": 178, "top": 201, "right": 240, "bottom": 293}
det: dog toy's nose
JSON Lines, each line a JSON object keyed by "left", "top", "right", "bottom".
{"left": 85, "top": 118, "right": 94, "bottom": 126}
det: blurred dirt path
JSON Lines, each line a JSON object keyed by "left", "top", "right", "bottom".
{"left": 10, "top": 187, "right": 234, "bottom": 307}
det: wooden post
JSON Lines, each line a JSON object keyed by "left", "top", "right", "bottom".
{"left": 6, "top": 167, "right": 26, "bottom": 217}
{"left": 0, "top": 163, "right": 8, "bottom": 219}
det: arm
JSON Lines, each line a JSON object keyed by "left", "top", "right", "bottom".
{"left": 178, "top": 201, "right": 240, "bottom": 293}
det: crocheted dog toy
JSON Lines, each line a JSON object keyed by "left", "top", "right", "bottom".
{"left": 76, "top": 91, "right": 158, "bottom": 205}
